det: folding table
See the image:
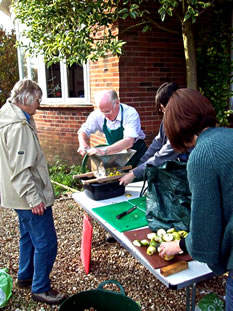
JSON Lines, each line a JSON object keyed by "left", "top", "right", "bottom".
{"left": 72, "top": 181, "right": 214, "bottom": 311}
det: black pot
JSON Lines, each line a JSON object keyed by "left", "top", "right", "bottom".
{"left": 83, "top": 180, "right": 125, "bottom": 201}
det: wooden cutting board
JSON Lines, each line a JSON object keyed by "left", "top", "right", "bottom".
{"left": 124, "top": 227, "right": 192, "bottom": 269}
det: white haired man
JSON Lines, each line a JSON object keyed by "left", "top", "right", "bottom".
{"left": 78, "top": 89, "right": 147, "bottom": 168}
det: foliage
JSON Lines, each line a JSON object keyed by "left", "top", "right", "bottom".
{"left": 196, "top": 8, "right": 233, "bottom": 126}
{"left": 158, "top": 0, "right": 211, "bottom": 23}
{"left": 12, "top": 0, "right": 212, "bottom": 66}
{"left": 0, "top": 26, "right": 19, "bottom": 107}
{"left": 48, "top": 157, "right": 83, "bottom": 197}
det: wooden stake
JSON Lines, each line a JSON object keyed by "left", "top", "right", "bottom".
{"left": 51, "top": 180, "right": 78, "bottom": 193}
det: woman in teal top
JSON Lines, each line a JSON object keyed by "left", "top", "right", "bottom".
{"left": 78, "top": 89, "right": 147, "bottom": 168}
{"left": 159, "top": 88, "right": 233, "bottom": 311}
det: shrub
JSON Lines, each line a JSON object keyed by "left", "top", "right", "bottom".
{"left": 196, "top": 7, "right": 233, "bottom": 126}
{"left": 48, "top": 157, "right": 83, "bottom": 198}
{"left": 0, "top": 27, "right": 19, "bottom": 107}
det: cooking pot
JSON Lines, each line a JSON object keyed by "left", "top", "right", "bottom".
{"left": 59, "top": 280, "right": 141, "bottom": 311}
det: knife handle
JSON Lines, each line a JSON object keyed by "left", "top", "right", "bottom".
{"left": 116, "top": 206, "right": 136, "bottom": 219}
{"left": 116, "top": 211, "right": 127, "bottom": 219}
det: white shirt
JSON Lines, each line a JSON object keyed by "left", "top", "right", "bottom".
{"left": 78, "top": 103, "right": 145, "bottom": 140}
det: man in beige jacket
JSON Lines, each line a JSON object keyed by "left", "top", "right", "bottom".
{"left": 0, "top": 79, "right": 65, "bottom": 305}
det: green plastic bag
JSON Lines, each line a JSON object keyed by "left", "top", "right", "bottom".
{"left": 0, "top": 268, "right": 13, "bottom": 308}
{"left": 145, "top": 161, "right": 191, "bottom": 232}
{"left": 195, "top": 293, "right": 224, "bottom": 311}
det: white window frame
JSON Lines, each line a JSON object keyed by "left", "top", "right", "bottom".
{"left": 37, "top": 56, "right": 90, "bottom": 105}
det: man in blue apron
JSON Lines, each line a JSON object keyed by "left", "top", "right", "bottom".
{"left": 78, "top": 90, "right": 147, "bottom": 168}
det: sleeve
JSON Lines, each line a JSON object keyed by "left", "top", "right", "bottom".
{"left": 138, "top": 125, "right": 164, "bottom": 164}
{"left": 78, "top": 110, "right": 104, "bottom": 137}
{"left": 122, "top": 108, "right": 142, "bottom": 139}
{"left": 185, "top": 146, "right": 222, "bottom": 265}
{"left": 179, "top": 238, "right": 187, "bottom": 253}
{"left": 6, "top": 122, "right": 42, "bottom": 207}
{"left": 133, "top": 123, "right": 180, "bottom": 179}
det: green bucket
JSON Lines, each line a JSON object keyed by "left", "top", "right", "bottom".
{"left": 59, "top": 280, "right": 141, "bottom": 311}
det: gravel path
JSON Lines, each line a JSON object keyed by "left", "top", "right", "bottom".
{"left": 0, "top": 196, "right": 227, "bottom": 310}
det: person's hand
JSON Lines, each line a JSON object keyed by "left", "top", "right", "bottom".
{"left": 158, "top": 240, "right": 181, "bottom": 258}
{"left": 77, "top": 146, "right": 90, "bottom": 156}
{"left": 87, "top": 147, "right": 106, "bottom": 156}
{"left": 119, "top": 171, "right": 135, "bottom": 185}
{"left": 31, "top": 202, "right": 46, "bottom": 216}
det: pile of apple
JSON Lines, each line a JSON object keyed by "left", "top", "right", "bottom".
{"left": 132, "top": 228, "right": 188, "bottom": 260}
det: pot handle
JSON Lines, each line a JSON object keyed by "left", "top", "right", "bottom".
{"left": 97, "top": 280, "right": 125, "bottom": 296}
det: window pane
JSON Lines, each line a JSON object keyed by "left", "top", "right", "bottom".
{"left": 46, "top": 63, "right": 62, "bottom": 98}
{"left": 19, "top": 49, "right": 28, "bottom": 78}
{"left": 30, "top": 58, "right": 38, "bottom": 82}
{"left": 67, "top": 63, "right": 84, "bottom": 98}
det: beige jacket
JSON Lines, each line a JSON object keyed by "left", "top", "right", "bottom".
{"left": 0, "top": 101, "right": 54, "bottom": 210}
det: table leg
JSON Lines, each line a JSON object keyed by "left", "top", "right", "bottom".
{"left": 186, "top": 286, "right": 190, "bottom": 311}
{"left": 191, "top": 283, "right": 197, "bottom": 310}
{"left": 186, "top": 283, "right": 197, "bottom": 311}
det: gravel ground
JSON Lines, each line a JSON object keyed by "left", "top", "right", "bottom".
{"left": 0, "top": 195, "right": 227, "bottom": 311}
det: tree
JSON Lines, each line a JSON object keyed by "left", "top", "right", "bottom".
{"left": 12, "top": 0, "right": 216, "bottom": 89}
{"left": 0, "top": 26, "right": 19, "bottom": 107}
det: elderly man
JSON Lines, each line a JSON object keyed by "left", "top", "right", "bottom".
{"left": 0, "top": 79, "right": 65, "bottom": 305}
{"left": 78, "top": 89, "right": 147, "bottom": 168}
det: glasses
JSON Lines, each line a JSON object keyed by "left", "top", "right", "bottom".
{"left": 101, "top": 102, "right": 116, "bottom": 115}
{"left": 36, "top": 98, "right": 42, "bottom": 104}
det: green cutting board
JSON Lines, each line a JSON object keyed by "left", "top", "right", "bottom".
{"left": 92, "top": 197, "right": 147, "bottom": 232}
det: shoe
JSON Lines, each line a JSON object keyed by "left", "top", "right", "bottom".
{"left": 106, "top": 234, "right": 116, "bottom": 243}
{"left": 17, "top": 279, "right": 32, "bottom": 288}
{"left": 31, "top": 289, "right": 66, "bottom": 305}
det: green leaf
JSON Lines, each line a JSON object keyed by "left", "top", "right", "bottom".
{"left": 129, "top": 11, "right": 137, "bottom": 19}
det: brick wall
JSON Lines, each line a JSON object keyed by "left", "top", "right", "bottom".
{"left": 118, "top": 13, "right": 186, "bottom": 144}
{"left": 34, "top": 106, "right": 92, "bottom": 165}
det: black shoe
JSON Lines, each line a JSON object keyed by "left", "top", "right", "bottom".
{"left": 32, "top": 289, "right": 66, "bottom": 305}
{"left": 106, "top": 234, "right": 116, "bottom": 243}
{"left": 17, "top": 279, "right": 32, "bottom": 288}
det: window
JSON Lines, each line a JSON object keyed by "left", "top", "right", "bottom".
{"left": 17, "top": 49, "right": 90, "bottom": 105}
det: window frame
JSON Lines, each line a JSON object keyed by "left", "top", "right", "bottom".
{"left": 37, "top": 57, "right": 90, "bottom": 105}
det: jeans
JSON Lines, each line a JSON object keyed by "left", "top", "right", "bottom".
{"left": 226, "top": 270, "right": 233, "bottom": 311}
{"left": 15, "top": 207, "right": 57, "bottom": 293}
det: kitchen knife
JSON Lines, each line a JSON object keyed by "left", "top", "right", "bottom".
{"left": 116, "top": 205, "right": 137, "bottom": 219}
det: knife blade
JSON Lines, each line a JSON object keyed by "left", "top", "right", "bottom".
{"left": 116, "top": 205, "right": 137, "bottom": 219}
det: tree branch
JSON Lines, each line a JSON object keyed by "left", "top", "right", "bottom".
{"left": 144, "top": 15, "right": 179, "bottom": 35}
{"left": 120, "top": 21, "right": 148, "bottom": 34}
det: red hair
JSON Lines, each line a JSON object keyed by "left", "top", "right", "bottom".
{"left": 164, "top": 88, "right": 216, "bottom": 152}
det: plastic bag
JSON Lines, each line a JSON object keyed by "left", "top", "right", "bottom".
{"left": 145, "top": 161, "right": 191, "bottom": 232}
{"left": 0, "top": 268, "right": 13, "bottom": 308}
{"left": 195, "top": 293, "right": 224, "bottom": 311}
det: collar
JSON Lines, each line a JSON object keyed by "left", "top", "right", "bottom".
{"left": 23, "top": 111, "right": 31, "bottom": 122}
{"left": 114, "top": 104, "right": 122, "bottom": 122}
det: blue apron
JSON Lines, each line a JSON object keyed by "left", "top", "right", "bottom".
{"left": 102, "top": 105, "right": 147, "bottom": 168}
